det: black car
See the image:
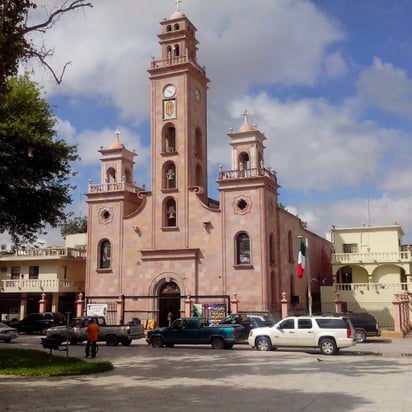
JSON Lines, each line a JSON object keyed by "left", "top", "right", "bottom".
{"left": 11, "top": 312, "right": 66, "bottom": 334}
{"left": 334, "top": 312, "right": 381, "bottom": 343}
{"left": 218, "top": 313, "right": 275, "bottom": 341}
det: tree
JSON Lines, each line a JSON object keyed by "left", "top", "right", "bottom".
{"left": 0, "top": 74, "right": 79, "bottom": 244}
{"left": 0, "top": 0, "right": 93, "bottom": 95}
{"left": 60, "top": 216, "right": 87, "bottom": 236}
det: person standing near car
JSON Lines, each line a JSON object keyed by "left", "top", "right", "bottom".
{"left": 85, "top": 318, "right": 100, "bottom": 358}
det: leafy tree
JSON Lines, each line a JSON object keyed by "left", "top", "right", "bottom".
{"left": 0, "top": 74, "right": 79, "bottom": 244}
{"left": 60, "top": 216, "right": 87, "bottom": 236}
{"left": 0, "top": 0, "right": 92, "bottom": 95}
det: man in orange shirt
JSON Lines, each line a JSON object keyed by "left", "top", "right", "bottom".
{"left": 85, "top": 318, "right": 100, "bottom": 358}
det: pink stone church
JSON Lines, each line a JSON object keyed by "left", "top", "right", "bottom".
{"left": 85, "top": 6, "right": 332, "bottom": 327}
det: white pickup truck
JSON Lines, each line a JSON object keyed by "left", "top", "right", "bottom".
{"left": 46, "top": 316, "right": 145, "bottom": 346}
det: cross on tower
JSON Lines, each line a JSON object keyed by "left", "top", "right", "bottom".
{"left": 241, "top": 110, "right": 249, "bottom": 124}
{"left": 114, "top": 129, "right": 120, "bottom": 141}
{"left": 174, "top": 0, "right": 182, "bottom": 12}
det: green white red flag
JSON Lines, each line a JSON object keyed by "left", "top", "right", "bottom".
{"left": 297, "top": 239, "right": 306, "bottom": 278}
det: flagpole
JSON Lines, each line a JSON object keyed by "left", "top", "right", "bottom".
{"left": 306, "top": 237, "right": 312, "bottom": 316}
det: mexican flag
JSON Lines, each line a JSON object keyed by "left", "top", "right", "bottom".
{"left": 297, "top": 239, "right": 306, "bottom": 278}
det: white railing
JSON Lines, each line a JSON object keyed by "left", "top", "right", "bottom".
{"left": 334, "top": 282, "right": 409, "bottom": 292}
{"left": 1, "top": 247, "right": 86, "bottom": 258}
{"left": 1, "top": 279, "right": 84, "bottom": 293}
{"left": 218, "top": 167, "right": 277, "bottom": 182}
{"left": 88, "top": 182, "right": 139, "bottom": 194}
{"left": 333, "top": 251, "right": 412, "bottom": 264}
{"left": 150, "top": 55, "right": 206, "bottom": 75}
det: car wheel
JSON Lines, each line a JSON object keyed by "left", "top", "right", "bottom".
{"left": 3, "top": 338, "right": 11, "bottom": 343}
{"left": 151, "top": 336, "right": 164, "bottom": 348}
{"left": 355, "top": 329, "right": 367, "bottom": 343}
{"left": 121, "top": 339, "right": 132, "bottom": 346}
{"left": 165, "top": 343, "right": 174, "bottom": 348}
{"left": 224, "top": 343, "right": 234, "bottom": 349}
{"left": 319, "top": 338, "right": 337, "bottom": 355}
{"left": 106, "top": 334, "right": 119, "bottom": 346}
{"left": 211, "top": 337, "right": 225, "bottom": 349}
{"left": 69, "top": 339, "right": 79, "bottom": 345}
{"left": 255, "top": 336, "right": 272, "bottom": 351}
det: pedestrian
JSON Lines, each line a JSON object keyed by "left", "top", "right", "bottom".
{"left": 167, "top": 311, "right": 173, "bottom": 326}
{"left": 85, "top": 318, "right": 100, "bottom": 358}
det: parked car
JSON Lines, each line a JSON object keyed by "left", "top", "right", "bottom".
{"left": 248, "top": 315, "right": 356, "bottom": 355}
{"left": 0, "top": 322, "right": 19, "bottom": 342}
{"left": 147, "top": 317, "right": 242, "bottom": 349}
{"left": 10, "top": 312, "right": 66, "bottom": 334}
{"left": 218, "top": 312, "right": 275, "bottom": 341}
{"left": 337, "top": 312, "right": 381, "bottom": 343}
{"left": 46, "top": 316, "right": 145, "bottom": 346}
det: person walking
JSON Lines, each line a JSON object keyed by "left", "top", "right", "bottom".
{"left": 85, "top": 318, "right": 100, "bottom": 358}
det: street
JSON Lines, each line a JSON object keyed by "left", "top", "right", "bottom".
{"left": 1, "top": 334, "right": 412, "bottom": 411}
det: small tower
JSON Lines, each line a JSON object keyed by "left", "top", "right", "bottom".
{"left": 228, "top": 111, "right": 266, "bottom": 175}
{"left": 99, "top": 130, "right": 136, "bottom": 187}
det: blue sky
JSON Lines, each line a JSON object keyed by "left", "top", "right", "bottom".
{"left": 6, "top": 0, "right": 412, "bottom": 245}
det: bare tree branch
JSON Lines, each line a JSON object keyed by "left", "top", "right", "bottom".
{"left": 24, "top": 1, "right": 93, "bottom": 34}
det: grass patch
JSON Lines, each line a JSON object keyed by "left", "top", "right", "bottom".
{"left": 0, "top": 348, "right": 114, "bottom": 376}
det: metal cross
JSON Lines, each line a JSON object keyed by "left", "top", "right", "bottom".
{"left": 241, "top": 110, "right": 249, "bottom": 124}
{"left": 174, "top": 0, "right": 182, "bottom": 12}
{"left": 114, "top": 129, "right": 120, "bottom": 141}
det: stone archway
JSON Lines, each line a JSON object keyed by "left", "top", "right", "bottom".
{"left": 158, "top": 281, "right": 181, "bottom": 327}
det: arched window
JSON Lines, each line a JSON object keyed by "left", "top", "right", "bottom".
{"left": 106, "top": 167, "right": 116, "bottom": 183}
{"left": 194, "top": 127, "right": 202, "bottom": 157}
{"left": 288, "top": 231, "right": 293, "bottom": 263}
{"left": 238, "top": 152, "right": 250, "bottom": 176}
{"left": 99, "top": 239, "right": 111, "bottom": 269}
{"left": 236, "top": 232, "right": 250, "bottom": 264}
{"left": 164, "top": 198, "right": 177, "bottom": 227}
{"left": 163, "top": 125, "right": 176, "bottom": 152}
{"left": 174, "top": 23, "right": 180, "bottom": 31}
{"left": 173, "top": 44, "right": 180, "bottom": 57}
{"left": 163, "top": 162, "right": 176, "bottom": 189}
{"left": 195, "top": 164, "right": 202, "bottom": 186}
{"left": 123, "top": 168, "right": 132, "bottom": 184}
{"left": 269, "top": 233, "right": 275, "bottom": 264}
{"left": 166, "top": 25, "right": 172, "bottom": 32}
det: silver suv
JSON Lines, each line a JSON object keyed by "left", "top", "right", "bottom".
{"left": 248, "top": 315, "right": 356, "bottom": 355}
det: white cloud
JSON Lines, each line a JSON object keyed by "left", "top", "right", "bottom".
{"left": 224, "top": 92, "right": 395, "bottom": 191}
{"left": 357, "top": 57, "right": 412, "bottom": 117}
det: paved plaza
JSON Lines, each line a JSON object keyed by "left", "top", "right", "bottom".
{"left": 1, "top": 334, "right": 412, "bottom": 412}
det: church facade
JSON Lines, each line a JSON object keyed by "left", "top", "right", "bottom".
{"left": 85, "top": 7, "right": 332, "bottom": 326}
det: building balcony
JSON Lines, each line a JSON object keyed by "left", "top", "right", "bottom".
{"left": 332, "top": 251, "right": 412, "bottom": 265}
{"left": 0, "top": 247, "right": 86, "bottom": 260}
{"left": 87, "top": 181, "right": 140, "bottom": 194}
{"left": 218, "top": 166, "right": 277, "bottom": 183}
{"left": 333, "top": 282, "right": 410, "bottom": 293}
{"left": 1, "top": 278, "right": 84, "bottom": 293}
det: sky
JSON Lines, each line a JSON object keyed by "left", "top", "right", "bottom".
{"left": 5, "top": 0, "right": 412, "bottom": 246}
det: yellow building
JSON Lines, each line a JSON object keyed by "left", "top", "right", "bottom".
{"left": 321, "top": 224, "right": 412, "bottom": 329}
{"left": 0, "top": 234, "right": 86, "bottom": 320}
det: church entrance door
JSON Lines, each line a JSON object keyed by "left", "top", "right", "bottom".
{"left": 158, "top": 281, "right": 181, "bottom": 327}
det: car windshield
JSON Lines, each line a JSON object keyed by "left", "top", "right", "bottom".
{"left": 0, "top": 322, "right": 10, "bottom": 328}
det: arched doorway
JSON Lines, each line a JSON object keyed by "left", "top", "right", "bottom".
{"left": 158, "top": 281, "right": 181, "bottom": 327}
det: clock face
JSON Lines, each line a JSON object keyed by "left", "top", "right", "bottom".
{"left": 195, "top": 88, "right": 201, "bottom": 102}
{"left": 163, "top": 84, "right": 176, "bottom": 98}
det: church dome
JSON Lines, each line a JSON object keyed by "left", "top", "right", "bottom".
{"left": 238, "top": 122, "right": 256, "bottom": 133}
{"left": 169, "top": 11, "right": 184, "bottom": 20}
{"left": 109, "top": 139, "right": 124, "bottom": 150}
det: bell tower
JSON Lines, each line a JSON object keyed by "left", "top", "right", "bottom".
{"left": 148, "top": 4, "right": 209, "bottom": 248}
